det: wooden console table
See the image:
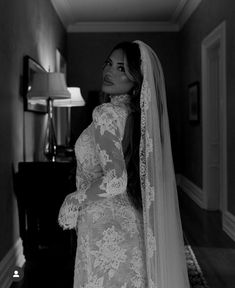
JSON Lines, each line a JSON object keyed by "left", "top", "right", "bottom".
{"left": 16, "top": 160, "right": 77, "bottom": 260}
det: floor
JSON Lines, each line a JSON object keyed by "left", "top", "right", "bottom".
{"left": 11, "top": 189, "right": 235, "bottom": 288}
{"left": 179, "top": 190, "right": 235, "bottom": 288}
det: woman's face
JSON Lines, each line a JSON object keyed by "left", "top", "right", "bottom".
{"left": 102, "top": 48, "right": 134, "bottom": 96}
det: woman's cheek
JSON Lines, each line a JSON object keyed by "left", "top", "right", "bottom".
{"left": 120, "top": 75, "right": 130, "bottom": 83}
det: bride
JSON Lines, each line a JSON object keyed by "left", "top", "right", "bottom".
{"left": 58, "top": 40, "right": 190, "bottom": 288}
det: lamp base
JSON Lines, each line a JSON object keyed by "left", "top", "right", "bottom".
{"left": 56, "top": 145, "right": 75, "bottom": 158}
{"left": 44, "top": 152, "right": 56, "bottom": 162}
{"left": 44, "top": 99, "right": 57, "bottom": 162}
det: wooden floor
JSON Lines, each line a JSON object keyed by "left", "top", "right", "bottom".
{"left": 179, "top": 190, "right": 235, "bottom": 288}
{"left": 11, "top": 189, "right": 235, "bottom": 288}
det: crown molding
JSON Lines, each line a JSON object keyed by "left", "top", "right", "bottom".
{"left": 176, "top": 0, "right": 202, "bottom": 29}
{"left": 171, "top": 0, "right": 188, "bottom": 21}
{"left": 50, "top": 0, "right": 73, "bottom": 27}
{"left": 51, "top": 0, "right": 202, "bottom": 33}
{"left": 68, "top": 21, "right": 180, "bottom": 33}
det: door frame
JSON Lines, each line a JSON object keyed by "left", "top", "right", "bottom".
{"left": 201, "top": 21, "right": 227, "bottom": 212}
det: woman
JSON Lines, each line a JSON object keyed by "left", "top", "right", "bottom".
{"left": 58, "top": 41, "right": 190, "bottom": 288}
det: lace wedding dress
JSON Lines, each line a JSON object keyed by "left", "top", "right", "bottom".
{"left": 58, "top": 98, "right": 147, "bottom": 288}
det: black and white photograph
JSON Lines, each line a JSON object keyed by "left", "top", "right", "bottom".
{"left": 0, "top": 1, "right": 234, "bottom": 288}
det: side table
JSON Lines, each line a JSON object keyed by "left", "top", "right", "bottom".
{"left": 16, "top": 160, "right": 77, "bottom": 260}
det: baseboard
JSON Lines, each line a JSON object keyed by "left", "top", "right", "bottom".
{"left": 177, "top": 174, "right": 206, "bottom": 209}
{"left": 0, "top": 238, "right": 25, "bottom": 288}
{"left": 223, "top": 211, "right": 235, "bottom": 242}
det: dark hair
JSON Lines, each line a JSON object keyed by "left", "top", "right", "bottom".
{"left": 101, "top": 41, "right": 143, "bottom": 210}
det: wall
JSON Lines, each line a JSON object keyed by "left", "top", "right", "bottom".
{"left": 67, "top": 32, "right": 181, "bottom": 172}
{"left": 0, "top": 0, "right": 66, "bottom": 262}
{"left": 180, "top": 0, "right": 235, "bottom": 214}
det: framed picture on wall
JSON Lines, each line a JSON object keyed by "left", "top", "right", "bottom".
{"left": 188, "top": 81, "right": 200, "bottom": 124}
{"left": 56, "top": 49, "right": 67, "bottom": 74}
{"left": 23, "top": 56, "right": 47, "bottom": 113}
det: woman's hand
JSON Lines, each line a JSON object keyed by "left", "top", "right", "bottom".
{"left": 58, "top": 190, "right": 87, "bottom": 230}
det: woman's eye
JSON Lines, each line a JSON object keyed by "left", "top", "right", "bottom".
{"left": 118, "top": 66, "right": 125, "bottom": 72}
{"left": 104, "top": 60, "right": 111, "bottom": 67}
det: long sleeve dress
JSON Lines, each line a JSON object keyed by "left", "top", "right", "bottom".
{"left": 58, "top": 102, "right": 147, "bottom": 288}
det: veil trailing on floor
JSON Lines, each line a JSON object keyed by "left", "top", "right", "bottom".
{"left": 135, "top": 40, "right": 190, "bottom": 288}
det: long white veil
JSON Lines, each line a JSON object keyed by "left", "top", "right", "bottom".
{"left": 135, "top": 40, "right": 190, "bottom": 288}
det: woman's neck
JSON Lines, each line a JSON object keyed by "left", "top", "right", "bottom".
{"left": 110, "top": 94, "right": 130, "bottom": 106}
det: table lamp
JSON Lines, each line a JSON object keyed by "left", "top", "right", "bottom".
{"left": 28, "top": 72, "right": 71, "bottom": 161}
{"left": 53, "top": 87, "right": 85, "bottom": 151}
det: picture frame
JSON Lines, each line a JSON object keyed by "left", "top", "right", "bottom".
{"left": 56, "top": 49, "right": 67, "bottom": 74}
{"left": 188, "top": 81, "right": 200, "bottom": 123}
{"left": 23, "top": 55, "right": 47, "bottom": 113}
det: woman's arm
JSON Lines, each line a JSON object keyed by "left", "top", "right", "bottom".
{"left": 58, "top": 161, "right": 91, "bottom": 230}
{"left": 83, "top": 104, "right": 127, "bottom": 202}
{"left": 58, "top": 104, "right": 127, "bottom": 229}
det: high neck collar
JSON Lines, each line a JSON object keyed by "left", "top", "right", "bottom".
{"left": 110, "top": 94, "right": 131, "bottom": 106}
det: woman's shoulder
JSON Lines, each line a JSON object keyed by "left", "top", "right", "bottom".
{"left": 92, "top": 102, "right": 127, "bottom": 121}
{"left": 93, "top": 102, "right": 114, "bottom": 114}
{"left": 92, "top": 103, "right": 128, "bottom": 136}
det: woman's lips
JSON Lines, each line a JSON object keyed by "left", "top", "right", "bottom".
{"left": 103, "top": 76, "right": 113, "bottom": 86}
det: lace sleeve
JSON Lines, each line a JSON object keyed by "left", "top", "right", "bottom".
{"left": 88, "top": 104, "right": 127, "bottom": 199}
{"left": 58, "top": 104, "right": 128, "bottom": 230}
{"left": 58, "top": 160, "right": 91, "bottom": 230}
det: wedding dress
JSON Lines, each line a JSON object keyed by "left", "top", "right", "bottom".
{"left": 59, "top": 98, "right": 147, "bottom": 287}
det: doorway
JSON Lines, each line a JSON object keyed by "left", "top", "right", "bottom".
{"left": 201, "top": 21, "right": 227, "bottom": 212}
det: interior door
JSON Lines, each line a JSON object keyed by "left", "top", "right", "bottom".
{"left": 205, "top": 42, "right": 221, "bottom": 210}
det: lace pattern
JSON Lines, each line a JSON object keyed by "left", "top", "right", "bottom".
{"left": 135, "top": 40, "right": 190, "bottom": 287}
{"left": 74, "top": 194, "right": 146, "bottom": 288}
{"left": 58, "top": 101, "right": 147, "bottom": 287}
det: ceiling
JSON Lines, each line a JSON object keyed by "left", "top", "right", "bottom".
{"left": 50, "top": 0, "right": 202, "bottom": 32}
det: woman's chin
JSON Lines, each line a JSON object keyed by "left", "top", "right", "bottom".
{"left": 102, "top": 86, "right": 115, "bottom": 95}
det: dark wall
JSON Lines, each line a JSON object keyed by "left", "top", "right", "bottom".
{"left": 67, "top": 32, "right": 181, "bottom": 172}
{"left": 0, "top": 0, "right": 66, "bottom": 262}
{"left": 180, "top": 0, "right": 235, "bottom": 214}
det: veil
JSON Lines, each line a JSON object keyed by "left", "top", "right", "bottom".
{"left": 134, "top": 41, "right": 190, "bottom": 288}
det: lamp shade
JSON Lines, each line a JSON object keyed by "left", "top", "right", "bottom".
{"left": 53, "top": 87, "right": 85, "bottom": 107}
{"left": 28, "top": 72, "right": 71, "bottom": 100}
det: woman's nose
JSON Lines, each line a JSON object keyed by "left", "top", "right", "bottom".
{"left": 104, "top": 69, "right": 114, "bottom": 79}
{"left": 106, "top": 64, "right": 115, "bottom": 74}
